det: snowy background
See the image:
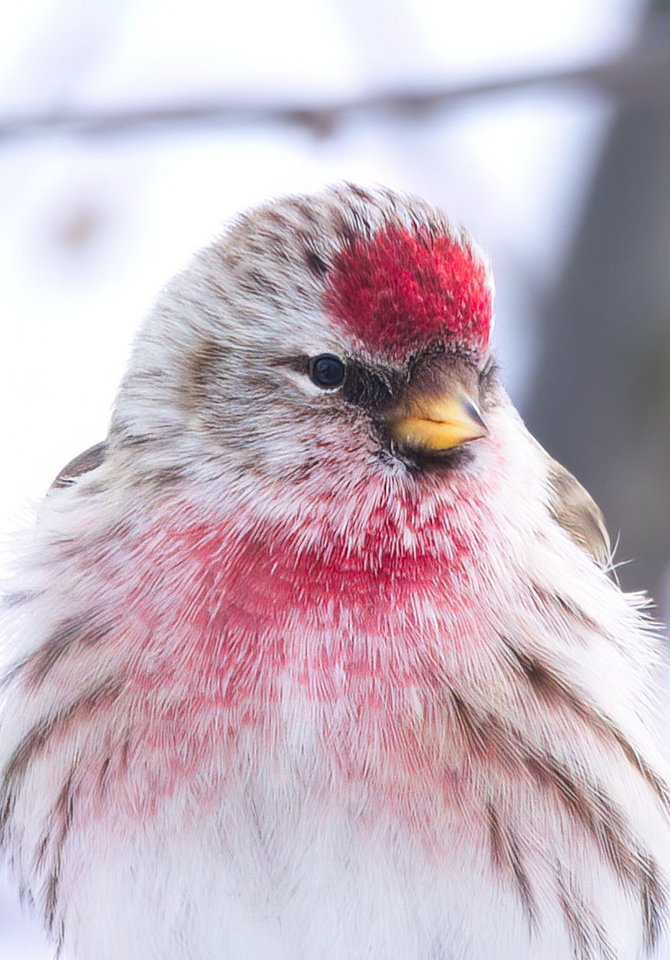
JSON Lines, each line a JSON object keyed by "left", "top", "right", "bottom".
{"left": 2, "top": 0, "right": 670, "bottom": 956}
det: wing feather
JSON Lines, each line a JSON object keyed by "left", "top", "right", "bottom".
{"left": 545, "top": 456, "right": 611, "bottom": 570}
{"left": 50, "top": 442, "right": 108, "bottom": 491}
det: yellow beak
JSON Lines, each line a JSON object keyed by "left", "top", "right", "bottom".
{"left": 388, "top": 391, "right": 488, "bottom": 452}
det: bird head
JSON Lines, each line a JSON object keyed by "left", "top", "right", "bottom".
{"left": 112, "top": 184, "right": 500, "bottom": 499}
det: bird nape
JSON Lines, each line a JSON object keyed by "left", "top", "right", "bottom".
{"left": 1, "top": 183, "right": 669, "bottom": 960}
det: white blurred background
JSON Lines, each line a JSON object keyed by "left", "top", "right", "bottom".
{"left": 2, "top": 0, "right": 670, "bottom": 956}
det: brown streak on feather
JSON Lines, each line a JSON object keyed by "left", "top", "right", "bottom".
{"left": 558, "top": 886, "right": 592, "bottom": 960}
{"left": 23, "top": 614, "right": 113, "bottom": 685}
{"left": 608, "top": 732, "right": 670, "bottom": 816}
{"left": 529, "top": 750, "right": 666, "bottom": 938}
{"left": 449, "top": 688, "right": 666, "bottom": 941}
{"left": 44, "top": 769, "right": 76, "bottom": 936}
{"left": 449, "top": 692, "right": 489, "bottom": 756}
{"left": 0, "top": 677, "right": 123, "bottom": 836}
{"left": 143, "top": 465, "right": 187, "bottom": 487}
{"left": 2, "top": 591, "right": 38, "bottom": 609}
{"left": 530, "top": 582, "right": 602, "bottom": 636}
{"left": 347, "top": 184, "right": 375, "bottom": 203}
{"left": 184, "top": 337, "right": 228, "bottom": 408}
{"left": 334, "top": 213, "right": 358, "bottom": 249}
{"left": 34, "top": 831, "right": 49, "bottom": 871}
{"left": 292, "top": 200, "right": 319, "bottom": 225}
{"left": 557, "top": 871, "right": 616, "bottom": 960}
{"left": 500, "top": 638, "right": 670, "bottom": 815}
{"left": 45, "top": 864, "right": 63, "bottom": 946}
{"left": 485, "top": 800, "right": 537, "bottom": 929}
{"left": 99, "top": 755, "right": 112, "bottom": 797}
{"left": 305, "top": 248, "right": 329, "bottom": 278}
{"left": 639, "top": 853, "right": 665, "bottom": 952}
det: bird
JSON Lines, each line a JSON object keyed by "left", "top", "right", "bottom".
{"left": 1, "top": 182, "right": 669, "bottom": 960}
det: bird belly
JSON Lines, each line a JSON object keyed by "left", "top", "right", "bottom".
{"left": 59, "top": 779, "right": 550, "bottom": 960}
{"left": 53, "top": 698, "right": 635, "bottom": 960}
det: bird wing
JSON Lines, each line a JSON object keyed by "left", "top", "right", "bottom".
{"left": 545, "top": 455, "right": 612, "bottom": 570}
{"left": 50, "top": 441, "right": 108, "bottom": 491}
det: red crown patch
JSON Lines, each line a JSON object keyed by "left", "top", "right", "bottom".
{"left": 325, "top": 225, "right": 492, "bottom": 357}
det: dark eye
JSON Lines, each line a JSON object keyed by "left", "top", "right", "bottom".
{"left": 309, "top": 354, "right": 346, "bottom": 389}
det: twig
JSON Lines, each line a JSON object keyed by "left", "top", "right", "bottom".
{"left": 2, "top": 25, "right": 670, "bottom": 141}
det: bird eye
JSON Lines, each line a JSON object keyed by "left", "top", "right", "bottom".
{"left": 309, "top": 354, "right": 346, "bottom": 389}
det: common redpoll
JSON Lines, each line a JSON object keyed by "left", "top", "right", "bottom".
{"left": 2, "top": 184, "right": 669, "bottom": 960}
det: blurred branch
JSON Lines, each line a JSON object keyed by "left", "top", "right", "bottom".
{"left": 3, "top": 21, "right": 670, "bottom": 140}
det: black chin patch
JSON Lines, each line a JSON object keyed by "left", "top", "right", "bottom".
{"left": 381, "top": 442, "right": 475, "bottom": 475}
